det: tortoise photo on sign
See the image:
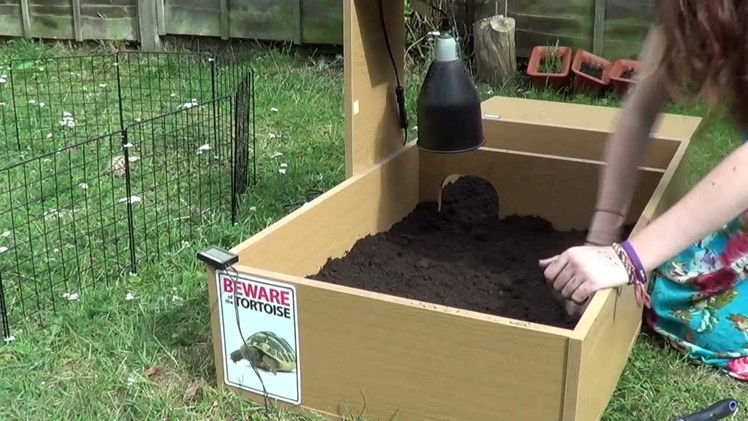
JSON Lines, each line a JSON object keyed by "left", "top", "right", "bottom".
{"left": 216, "top": 269, "right": 301, "bottom": 405}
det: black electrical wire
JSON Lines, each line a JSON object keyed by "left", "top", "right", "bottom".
{"left": 378, "top": 0, "right": 409, "bottom": 145}
{"left": 377, "top": 0, "right": 456, "bottom": 145}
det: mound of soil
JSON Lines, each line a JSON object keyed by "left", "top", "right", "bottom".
{"left": 309, "top": 176, "right": 592, "bottom": 329}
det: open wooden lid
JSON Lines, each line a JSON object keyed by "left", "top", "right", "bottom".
{"left": 344, "top": 0, "right": 407, "bottom": 178}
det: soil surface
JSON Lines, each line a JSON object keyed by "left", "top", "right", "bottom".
{"left": 309, "top": 176, "right": 591, "bottom": 329}
{"left": 621, "top": 68, "right": 638, "bottom": 80}
{"left": 580, "top": 61, "right": 604, "bottom": 79}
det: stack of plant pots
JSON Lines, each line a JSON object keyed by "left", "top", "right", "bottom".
{"left": 525, "top": 43, "right": 640, "bottom": 98}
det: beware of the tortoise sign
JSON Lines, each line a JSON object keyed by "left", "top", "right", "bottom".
{"left": 216, "top": 269, "right": 301, "bottom": 405}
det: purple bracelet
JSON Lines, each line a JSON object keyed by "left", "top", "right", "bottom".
{"left": 620, "top": 240, "right": 647, "bottom": 285}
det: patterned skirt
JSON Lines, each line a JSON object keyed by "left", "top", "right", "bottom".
{"left": 647, "top": 209, "right": 748, "bottom": 380}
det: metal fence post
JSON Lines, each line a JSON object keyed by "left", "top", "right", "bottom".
{"left": 0, "top": 271, "right": 9, "bottom": 341}
{"left": 122, "top": 130, "right": 138, "bottom": 275}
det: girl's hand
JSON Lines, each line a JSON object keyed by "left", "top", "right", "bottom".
{"left": 539, "top": 246, "right": 630, "bottom": 304}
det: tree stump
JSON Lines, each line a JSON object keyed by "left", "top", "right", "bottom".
{"left": 473, "top": 15, "right": 516, "bottom": 85}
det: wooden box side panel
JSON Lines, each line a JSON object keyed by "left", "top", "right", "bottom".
{"left": 562, "top": 289, "right": 641, "bottom": 421}
{"left": 564, "top": 139, "right": 692, "bottom": 421}
{"left": 480, "top": 96, "right": 703, "bottom": 142}
{"left": 481, "top": 118, "right": 679, "bottom": 170}
{"left": 231, "top": 144, "right": 419, "bottom": 277}
{"left": 419, "top": 147, "right": 665, "bottom": 232}
{"left": 210, "top": 266, "right": 570, "bottom": 421}
{"left": 344, "top": 0, "right": 405, "bottom": 178}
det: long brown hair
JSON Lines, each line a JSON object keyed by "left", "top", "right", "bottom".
{"left": 657, "top": 0, "right": 748, "bottom": 129}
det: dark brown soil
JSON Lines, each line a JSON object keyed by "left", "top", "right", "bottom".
{"left": 309, "top": 176, "right": 589, "bottom": 329}
{"left": 580, "top": 61, "right": 604, "bottom": 79}
{"left": 621, "top": 68, "right": 638, "bottom": 80}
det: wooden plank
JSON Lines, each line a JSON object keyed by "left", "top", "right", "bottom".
{"left": 344, "top": 0, "right": 405, "bottom": 177}
{"left": 511, "top": 12, "right": 593, "bottom": 57}
{"left": 164, "top": 0, "right": 302, "bottom": 42}
{"left": 419, "top": 146, "right": 664, "bottom": 232}
{"left": 227, "top": 0, "right": 293, "bottom": 41}
{"left": 601, "top": 0, "right": 656, "bottom": 57}
{"left": 27, "top": 4, "right": 73, "bottom": 39}
{"left": 163, "top": 1, "right": 219, "bottom": 37}
{"left": 300, "top": 0, "right": 342, "bottom": 44}
{"left": 480, "top": 119, "right": 679, "bottom": 170}
{"left": 80, "top": 3, "right": 138, "bottom": 40}
{"left": 0, "top": 5, "right": 23, "bottom": 37}
{"left": 221, "top": 140, "right": 683, "bottom": 419}
{"left": 226, "top": 145, "right": 577, "bottom": 419}
{"left": 209, "top": 264, "right": 570, "bottom": 420}
{"left": 602, "top": 22, "right": 651, "bottom": 59}
{"left": 72, "top": 0, "right": 82, "bottom": 41}
{"left": 137, "top": 0, "right": 160, "bottom": 50}
{"left": 0, "top": 0, "right": 661, "bottom": 53}
{"left": 233, "top": 142, "right": 421, "bottom": 276}
{"left": 564, "top": 138, "right": 694, "bottom": 421}
{"left": 563, "top": 286, "right": 642, "bottom": 421}
{"left": 604, "top": 0, "right": 656, "bottom": 21}
{"left": 503, "top": 0, "right": 592, "bottom": 16}
{"left": 592, "top": 0, "right": 605, "bottom": 54}
{"left": 162, "top": 0, "right": 341, "bottom": 45}
{"left": 16, "top": 2, "right": 137, "bottom": 40}
{"left": 480, "top": 96, "right": 704, "bottom": 142}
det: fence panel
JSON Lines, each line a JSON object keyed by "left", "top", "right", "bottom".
{"left": 0, "top": 54, "right": 124, "bottom": 167}
{"left": 0, "top": 0, "right": 343, "bottom": 46}
{"left": 122, "top": 94, "right": 240, "bottom": 272}
{"left": 0, "top": 51, "right": 255, "bottom": 341}
{"left": 0, "top": 132, "right": 133, "bottom": 331}
{"left": 0, "top": 0, "right": 136, "bottom": 40}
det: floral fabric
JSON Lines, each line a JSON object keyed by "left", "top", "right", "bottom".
{"left": 647, "top": 208, "right": 748, "bottom": 380}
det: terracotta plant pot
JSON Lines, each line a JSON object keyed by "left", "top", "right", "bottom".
{"left": 609, "top": 58, "right": 641, "bottom": 98}
{"left": 571, "top": 49, "right": 612, "bottom": 96}
{"left": 526, "top": 45, "right": 573, "bottom": 92}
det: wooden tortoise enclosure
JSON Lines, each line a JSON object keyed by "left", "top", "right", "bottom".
{"left": 204, "top": 1, "right": 702, "bottom": 420}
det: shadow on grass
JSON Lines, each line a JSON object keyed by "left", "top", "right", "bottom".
{"left": 149, "top": 296, "right": 217, "bottom": 384}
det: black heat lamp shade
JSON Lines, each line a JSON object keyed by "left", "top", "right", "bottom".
{"left": 416, "top": 34, "right": 485, "bottom": 154}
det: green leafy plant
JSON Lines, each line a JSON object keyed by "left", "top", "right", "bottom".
{"left": 538, "top": 40, "right": 563, "bottom": 74}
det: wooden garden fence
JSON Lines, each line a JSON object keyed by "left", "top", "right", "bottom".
{"left": 0, "top": 0, "right": 344, "bottom": 50}
{"left": 0, "top": 0, "right": 655, "bottom": 59}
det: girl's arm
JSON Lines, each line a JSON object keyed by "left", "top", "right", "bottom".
{"left": 586, "top": 25, "right": 671, "bottom": 245}
{"left": 631, "top": 142, "right": 748, "bottom": 272}
{"left": 542, "top": 26, "right": 748, "bottom": 305}
{"left": 552, "top": 25, "right": 671, "bottom": 314}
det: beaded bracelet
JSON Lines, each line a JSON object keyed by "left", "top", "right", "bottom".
{"left": 611, "top": 241, "right": 652, "bottom": 308}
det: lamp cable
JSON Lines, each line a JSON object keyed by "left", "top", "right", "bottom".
{"left": 378, "top": 0, "right": 409, "bottom": 145}
{"left": 377, "top": 0, "right": 456, "bottom": 146}
{"left": 225, "top": 265, "right": 271, "bottom": 414}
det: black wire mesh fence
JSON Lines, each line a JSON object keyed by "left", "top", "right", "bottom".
{"left": 0, "top": 51, "right": 255, "bottom": 341}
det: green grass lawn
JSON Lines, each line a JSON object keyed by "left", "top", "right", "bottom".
{"left": 0, "top": 38, "right": 744, "bottom": 420}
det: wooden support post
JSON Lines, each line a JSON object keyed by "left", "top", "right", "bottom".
{"left": 20, "top": 0, "right": 31, "bottom": 38}
{"left": 137, "top": 0, "right": 161, "bottom": 51}
{"left": 344, "top": 0, "right": 405, "bottom": 178}
{"left": 592, "top": 0, "right": 606, "bottom": 55}
{"left": 156, "top": 0, "right": 166, "bottom": 36}
{"left": 473, "top": 15, "right": 516, "bottom": 85}
{"left": 293, "top": 0, "right": 302, "bottom": 44}
{"left": 72, "top": 0, "right": 83, "bottom": 41}
{"left": 219, "top": 0, "right": 229, "bottom": 40}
